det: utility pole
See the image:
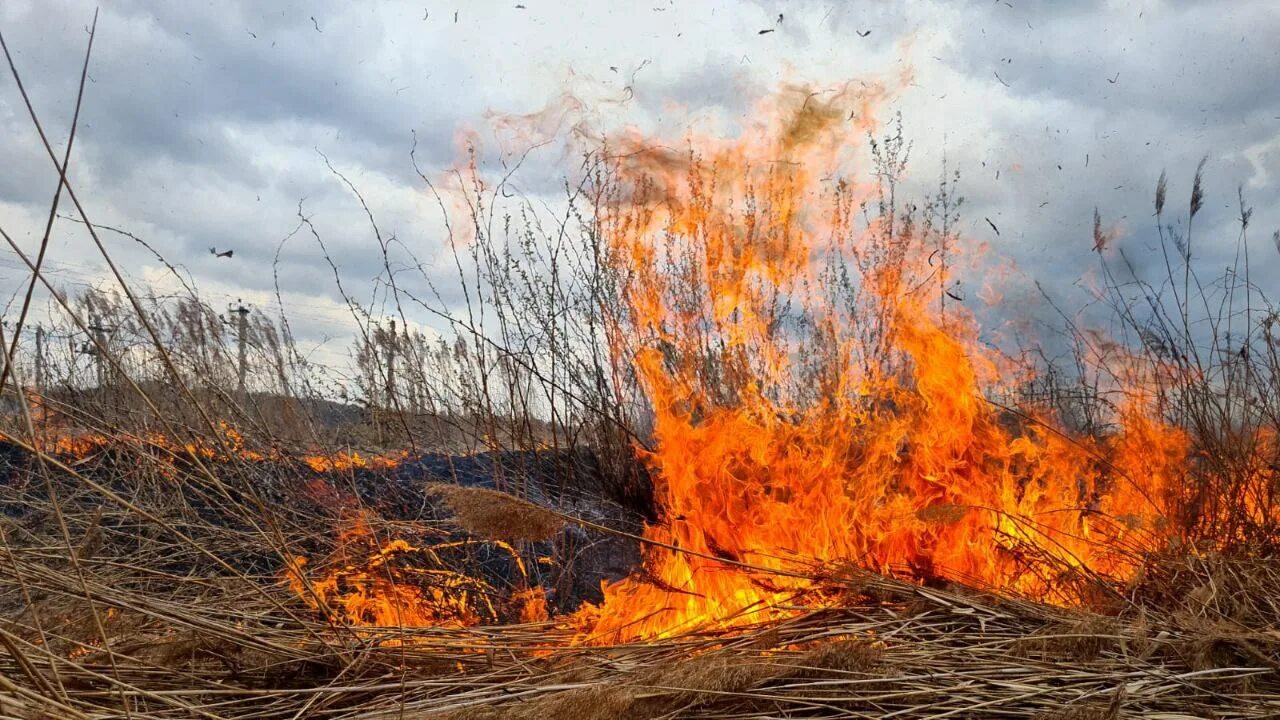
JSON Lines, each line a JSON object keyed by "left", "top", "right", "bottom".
{"left": 34, "top": 324, "right": 45, "bottom": 392}
{"left": 383, "top": 318, "right": 397, "bottom": 408}
{"left": 230, "top": 301, "right": 250, "bottom": 395}
{"left": 86, "top": 319, "right": 112, "bottom": 390}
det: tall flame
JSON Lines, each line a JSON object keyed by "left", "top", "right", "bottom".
{"left": 575, "top": 87, "right": 1194, "bottom": 643}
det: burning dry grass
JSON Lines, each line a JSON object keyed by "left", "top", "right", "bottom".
{"left": 2, "top": 17, "right": 1280, "bottom": 717}
{"left": 5, "top": 486, "right": 1280, "bottom": 720}
{"left": 12, "top": 565, "right": 1275, "bottom": 719}
{"left": 5, "top": 430, "right": 1280, "bottom": 718}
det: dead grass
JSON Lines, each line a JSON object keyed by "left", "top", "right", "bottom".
{"left": 792, "top": 637, "right": 884, "bottom": 675}
{"left": 427, "top": 482, "right": 565, "bottom": 543}
{"left": 1033, "top": 696, "right": 1122, "bottom": 720}
{"left": 1, "top": 19, "right": 1279, "bottom": 719}
{"left": 1013, "top": 616, "right": 1123, "bottom": 663}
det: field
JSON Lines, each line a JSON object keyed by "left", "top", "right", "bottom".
{"left": 3, "top": 17, "right": 1280, "bottom": 720}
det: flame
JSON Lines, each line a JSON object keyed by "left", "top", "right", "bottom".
{"left": 300, "top": 449, "right": 408, "bottom": 474}
{"left": 18, "top": 86, "right": 1278, "bottom": 645}
{"left": 570, "top": 86, "right": 1210, "bottom": 643}
{"left": 30, "top": 422, "right": 406, "bottom": 475}
{"left": 280, "top": 86, "right": 1274, "bottom": 640}
{"left": 284, "top": 512, "right": 551, "bottom": 635}
{"left": 285, "top": 515, "right": 484, "bottom": 630}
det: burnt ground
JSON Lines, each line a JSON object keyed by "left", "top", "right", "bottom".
{"left": 0, "top": 440, "right": 649, "bottom": 617}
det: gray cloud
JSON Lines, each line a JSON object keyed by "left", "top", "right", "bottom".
{"left": 1, "top": 0, "right": 1277, "bottom": 372}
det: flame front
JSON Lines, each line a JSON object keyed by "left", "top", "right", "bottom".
{"left": 575, "top": 87, "right": 1200, "bottom": 643}
{"left": 20, "top": 86, "right": 1275, "bottom": 646}
{"left": 33, "top": 421, "right": 405, "bottom": 474}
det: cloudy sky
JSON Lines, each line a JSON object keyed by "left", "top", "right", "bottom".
{"left": 1, "top": 0, "right": 1277, "bottom": 376}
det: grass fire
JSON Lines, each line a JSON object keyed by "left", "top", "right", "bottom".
{"left": 2, "top": 4, "right": 1279, "bottom": 718}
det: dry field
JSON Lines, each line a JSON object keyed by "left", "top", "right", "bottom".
{"left": 3, "top": 17, "right": 1280, "bottom": 719}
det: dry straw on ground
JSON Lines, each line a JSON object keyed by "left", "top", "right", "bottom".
{"left": 428, "top": 482, "right": 565, "bottom": 543}
{"left": 5, "top": 521, "right": 1279, "bottom": 720}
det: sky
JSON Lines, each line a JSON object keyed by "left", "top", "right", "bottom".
{"left": 1, "top": 0, "right": 1277, "bottom": 379}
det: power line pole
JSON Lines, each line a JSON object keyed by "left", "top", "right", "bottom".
{"left": 34, "top": 324, "right": 45, "bottom": 392}
{"left": 86, "top": 320, "right": 111, "bottom": 390}
{"left": 230, "top": 301, "right": 250, "bottom": 395}
{"left": 0, "top": 319, "right": 7, "bottom": 389}
{"left": 384, "top": 318, "right": 397, "bottom": 408}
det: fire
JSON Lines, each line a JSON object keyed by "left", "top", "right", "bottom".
{"left": 30, "top": 422, "right": 406, "bottom": 475}
{"left": 285, "top": 515, "right": 483, "bottom": 629}
{"left": 285, "top": 511, "right": 549, "bottom": 633}
{"left": 300, "top": 449, "right": 408, "bottom": 473}
{"left": 571, "top": 86, "right": 1204, "bottom": 642}
{"left": 19, "top": 86, "right": 1276, "bottom": 648}
{"left": 280, "top": 86, "right": 1274, "bottom": 642}
{"left": 34, "top": 423, "right": 252, "bottom": 463}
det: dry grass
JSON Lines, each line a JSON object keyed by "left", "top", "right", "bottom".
{"left": 427, "top": 483, "right": 565, "bottom": 543}
{"left": 413, "top": 576, "right": 1277, "bottom": 720}
{"left": 1, "top": 17, "right": 1280, "bottom": 719}
{"left": 7, "top": 454, "right": 1280, "bottom": 720}
{"left": 1033, "top": 694, "right": 1123, "bottom": 720}
{"left": 792, "top": 636, "right": 884, "bottom": 675}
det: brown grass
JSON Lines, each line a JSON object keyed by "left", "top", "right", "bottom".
{"left": 2, "top": 22, "right": 1280, "bottom": 719}
{"left": 428, "top": 483, "right": 565, "bottom": 543}
{"left": 792, "top": 637, "right": 884, "bottom": 675}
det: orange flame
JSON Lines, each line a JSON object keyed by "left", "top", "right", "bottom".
{"left": 284, "top": 512, "right": 551, "bottom": 634}
{"left": 300, "top": 449, "right": 408, "bottom": 474}
{"left": 31, "top": 422, "right": 406, "bottom": 476}
{"left": 285, "top": 514, "right": 484, "bottom": 630}
{"left": 20, "top": 85, "right": 1278, "bottom": 644}
{"left": 571, "top": 86, "right": 1202, "bottom": 643}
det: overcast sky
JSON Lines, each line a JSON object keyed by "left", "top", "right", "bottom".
{"left": 1, "top": 0, "right": 1277, "bottom": 374}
